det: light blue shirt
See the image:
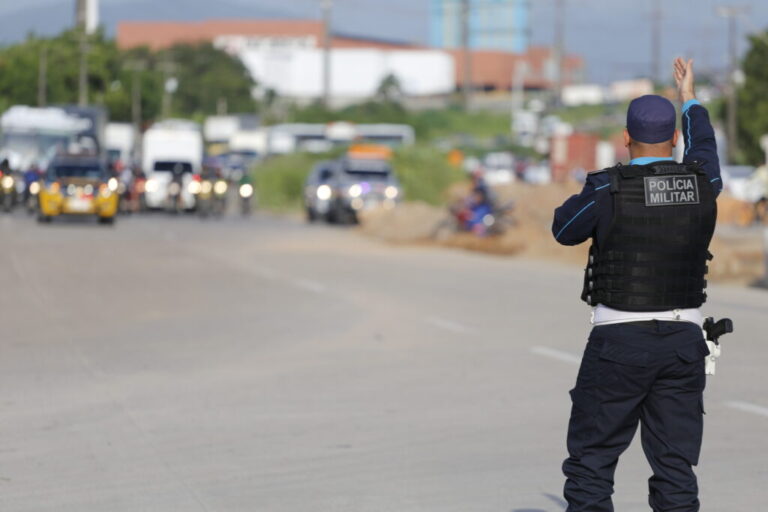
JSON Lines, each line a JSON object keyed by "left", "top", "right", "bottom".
{"left": 629, "top": 156, "right": 675, "bottom": 165}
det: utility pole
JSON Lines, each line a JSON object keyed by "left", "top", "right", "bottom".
{"left": 321, "top": 0, "right": 333, "bottom": 107}
{"left": 651, "top": 0, "right": 662, "bottom": 86}
{"left": 76, "top": 0, "right": 89, "bottom": 106}
{"left": 717, "top": 5, "right": 749, "bottom": 164}
{"left": 37, "top": 44, "right": 48, "bottom": 107}
{"left": 552, "top": 0, "right": 565, "bottom": 107}
{"left": 75, "top": 0, "right": 87, "bottom": 29}
{"left": 126, "top": 60, "right": 146, "bottom": 163}
{"left": 77, "top": 30, "right": 89, "bottom": 106}
{"left": 461, "top": 0, "right": 472, "bottom": 110}
{"left": 159, "top": 58, "right": 177, "bottom": 120}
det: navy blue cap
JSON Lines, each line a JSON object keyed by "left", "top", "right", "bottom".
{"left": 626, "top": 95, "right": 676, "bottom": 144}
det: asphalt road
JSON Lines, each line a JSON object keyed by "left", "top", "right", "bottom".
{"left": 0, "top": 211, "right": 766, "bottom": 511}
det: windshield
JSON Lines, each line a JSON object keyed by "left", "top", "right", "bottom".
{"left": 343, "top": 159, "right": 392, "bottom": 180}
{"left": 153, "top": 161, "right": 193, "bottom": 174}
{"left": 49, "top": 164, "right": 103, "bottom": 180}
{"left": 1, "top": 132, "right": 71, "bottom": 159}
{"left": 107, "top": 149, "right": 121, "bottom": 162}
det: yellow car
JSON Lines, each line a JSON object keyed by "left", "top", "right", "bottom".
{"left": 38, "top": 155, "right": 119, "bottom": 224}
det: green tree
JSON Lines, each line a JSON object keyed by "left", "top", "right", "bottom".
{"left": 0, "top": 32, "right": 256, "bottom": 124}
{"left": 737, "top": 30, "right": 768, "bottom": 165}
{"left": 159, "top": 43, "right": 256, "bottom": 119}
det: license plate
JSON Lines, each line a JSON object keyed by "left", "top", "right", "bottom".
{"left": 67, "top": 198, "right": 91, "bottom": 212}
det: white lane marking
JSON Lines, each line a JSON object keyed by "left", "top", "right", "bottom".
{"left": 425, "top": 316, "right": 471, "bottom": 334}
{"left": 725, "top": 401, "right": 768, "bottom": 419}
{"left": 531, "top": 346, "right": 582, "bottom": 366}
{"left": 289, "top": 278, "right": 327, "bottom": 294}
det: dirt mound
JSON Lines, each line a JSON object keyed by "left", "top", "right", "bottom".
{"left": 357, "top": 202, "right": 446, "bottom": 243}
{"left": 358, "top": 182, "right": 766, "bottom": 284}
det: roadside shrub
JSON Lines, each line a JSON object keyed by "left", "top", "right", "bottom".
{"left": 253, "top": 153, "right": 329, "bottom": 211}
{"left": 392, "top": 146, "right": 465, "bottom": 205}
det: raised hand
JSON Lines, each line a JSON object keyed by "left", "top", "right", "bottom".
{"left": 673, "top": 57, "right": 696, "bottom": 104}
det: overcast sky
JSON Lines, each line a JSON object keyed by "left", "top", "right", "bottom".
{"left": 1, "top": 0, "right": 766, "bottom": 84}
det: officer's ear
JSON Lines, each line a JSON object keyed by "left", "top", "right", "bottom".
{"left": 623, "top": 129, "right": 631, "bottom": 148}
{"left": 672, "top": 130, "right": 679, "bottom": 147}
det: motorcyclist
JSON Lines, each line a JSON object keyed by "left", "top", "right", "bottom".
{"left": 464, "top": 186, "right": 494, "bottom": 235}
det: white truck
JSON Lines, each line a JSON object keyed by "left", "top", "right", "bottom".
{"left": 142, "top": 119, "right": 203, "bottom": 210}
{"left": 105, "top": 122, "right": 135, "bottom": 167}
{"left": 0, "top": 106, "right": 88, "bottom": 172}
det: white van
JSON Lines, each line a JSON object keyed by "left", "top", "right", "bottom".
{"left": 142, "top": 120, "right": 203, "bottom": 210}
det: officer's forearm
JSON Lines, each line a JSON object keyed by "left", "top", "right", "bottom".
{"left": 680, "top": 91, "right": 696, "bottom": 104}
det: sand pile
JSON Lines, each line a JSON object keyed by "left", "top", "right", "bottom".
{"left": 358, "top": 181, "right": 766, "bottom": 284}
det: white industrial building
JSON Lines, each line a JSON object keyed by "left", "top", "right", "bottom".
{"left": 216, "top": 37, "right": 456, "bottom": 103}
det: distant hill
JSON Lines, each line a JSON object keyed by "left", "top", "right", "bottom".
{"left": 0, "top": 0, "right": 294, "bottom": 44}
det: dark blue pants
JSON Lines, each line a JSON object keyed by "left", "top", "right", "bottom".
{"left": 563, "top": 321, "right": 709, "bottom": 512}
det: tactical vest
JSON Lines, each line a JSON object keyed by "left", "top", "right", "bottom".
{"left": 582, "top": 162, "right": 717, "bottom": 311}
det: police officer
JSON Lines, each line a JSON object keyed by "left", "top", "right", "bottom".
{"left": 552, "top": 58, "right": 721, "bottom": 511}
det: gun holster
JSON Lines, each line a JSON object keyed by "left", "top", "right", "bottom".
{"left": 702, "top": 317, "right": 734, "bottom": 376}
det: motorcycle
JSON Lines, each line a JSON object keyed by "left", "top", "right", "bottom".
{"left": 190, "top": 175, "right": 213, "bottom": 218}
{"left": 212, "top": 179, "right": 228, "bottom": 217}
{"left": 238, "top": 182, "right": 254, "bottom": 216}
{"left": 25, "top": 181, "right": 41, "bottom": 215}
{"left": 1, "top": 172, "right": 17, "bottom": 212}
{"left": 432, "top": 199, "right": 516, "bottom": 239}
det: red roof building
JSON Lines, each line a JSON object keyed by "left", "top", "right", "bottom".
{"left": 117, "top": 19, "right": 415, "bottom": 51}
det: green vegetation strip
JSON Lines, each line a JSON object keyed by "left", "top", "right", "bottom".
{"left": 253, "top": 145, "right": 465, "bottom": 212}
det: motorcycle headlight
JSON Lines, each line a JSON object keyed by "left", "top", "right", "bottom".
{"left": 1, "top": 175, "right": 13, "bottom": 189}
{"left": 239, "top": 183, "right": 254, "bottom": 198}
{"left": 29, "top": 182, "right": 41, "bottom": 195}
{"left": 214, "top": 180, "right": 228, "bottom": 195}
{"left": 168, "top": 182, "right": 181, "bottom": 195}
{"left": 384, "top": 186, "right": 399, "bottom": 199}
{"left": 107, "top": 177, "right": 119, "bottom": 192}
{"left": 188, "top": 181, "right": 202, "bottom": 194}
{"left": 201, "top": 181, "right": 213, "bottom": 194}
{"left": 316, "top": 184, "right": 332, "bottom": 200}
{"left": 145, "top": 179, "right": 159, "bottom": 193}
{"left": 348, "top": 184, "right": 362, "bottom": 198}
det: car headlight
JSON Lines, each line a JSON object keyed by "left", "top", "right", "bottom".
{"left": 316, "top": 184, "right": 332, "bottom": 200}
{"left": 84, "top": 184, "right": 94, "bottom": 196}
{"left": 67, "top": 184, "right": 77, "bottom": 196}
{"left": 384, "top": 186, "right": 399, "bottom": 199}
{"left": 145, "top": 179, "right": 159, "bottom": 193}
{"left": 188, "top": 181, "right": 202, "bottom": 194}
{"left": 107, "top": 177, "right": 119, "bottom": 192}
{"left": 214, "top": 180, "right": 228, "bottom": 195}
{"left": 1, "top": 175, "right": 13, "bottom": 189}
{"left": 29, "top": 182, "right": 41, "bottom": 195}
{"left": 348, "top": 184, "right": 362, "bottom": 198}
{"left": 239, "top": 183, "right": 254, "bottom": 198}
